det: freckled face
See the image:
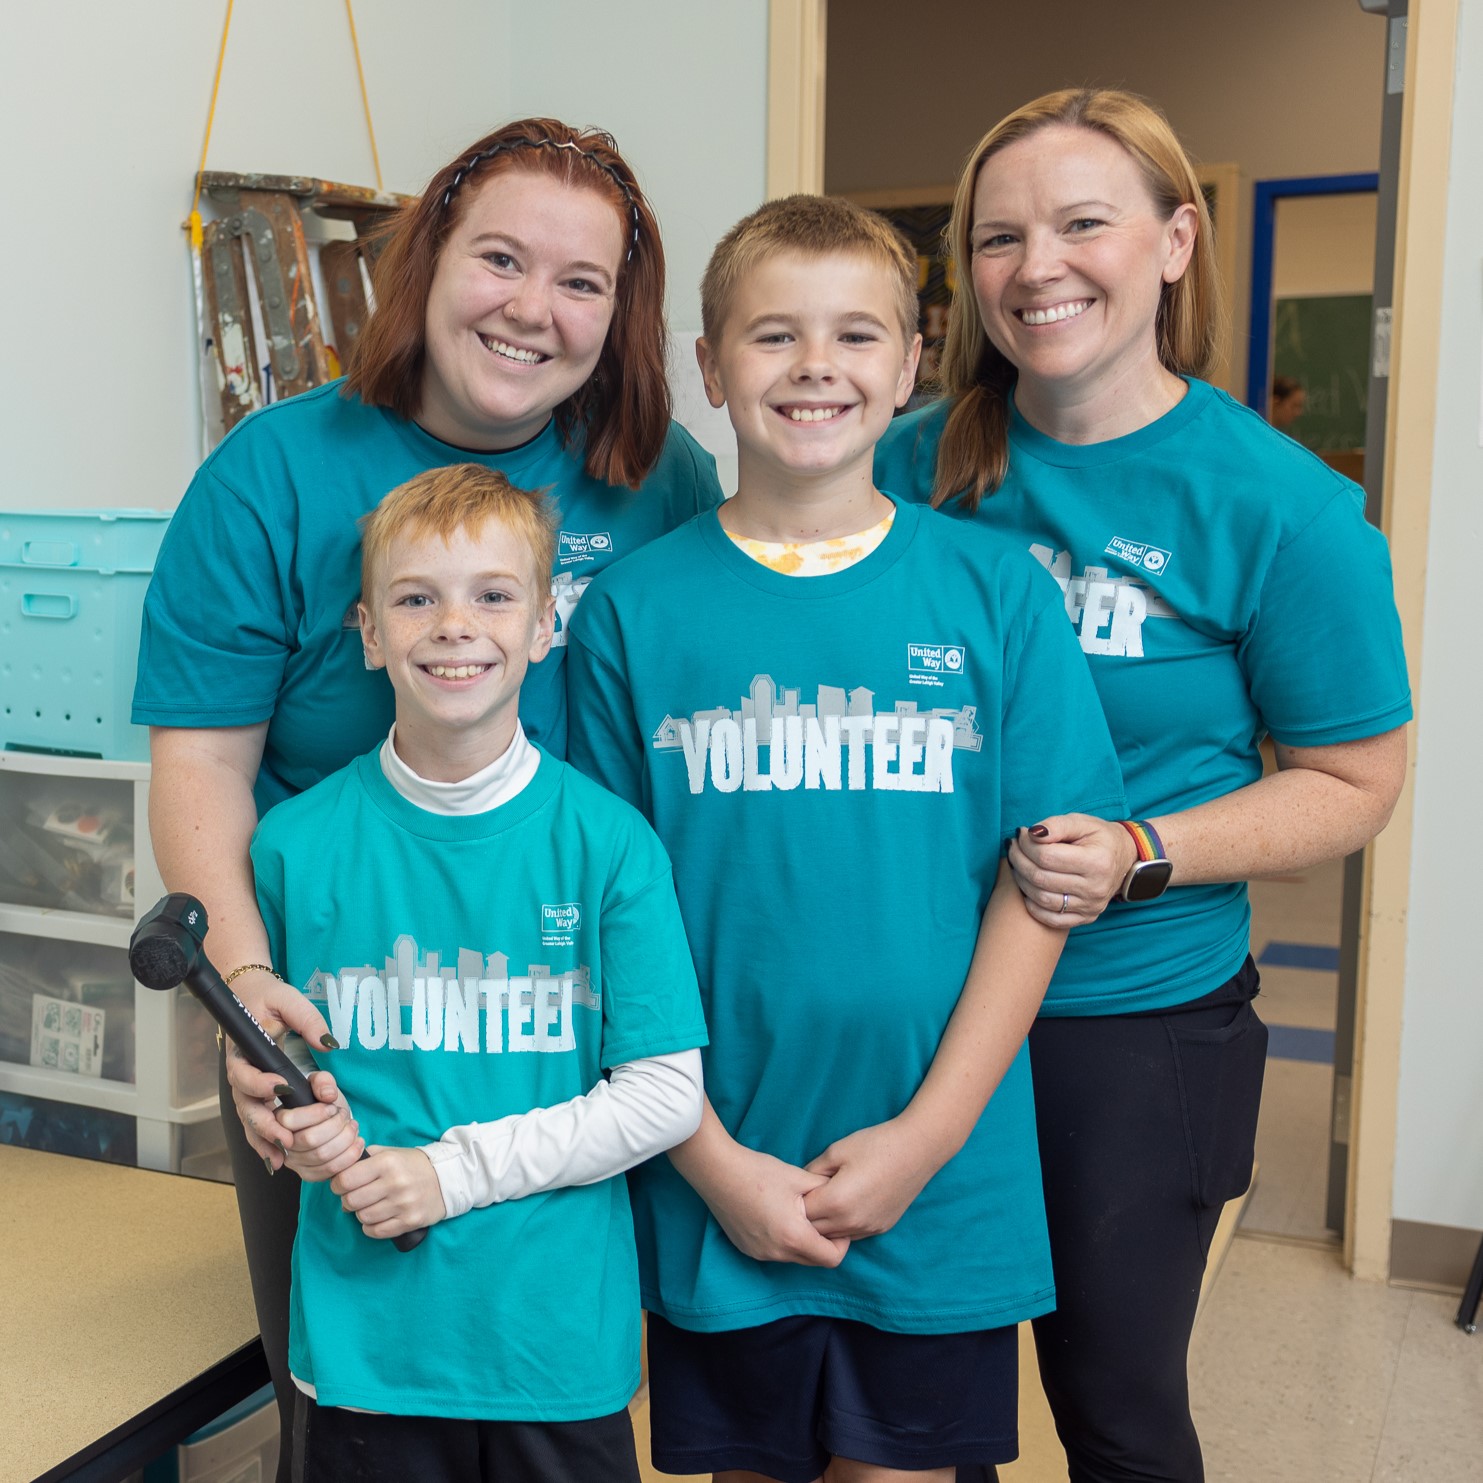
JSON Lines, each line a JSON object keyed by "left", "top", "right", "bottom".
{"left": 969, "top": 126, "right": 1196, "bottom": 416}
{"left": 417, "top": 171, "right": 624, "bottom": 450}
{"left": 359, "top": 520, "right": 554, "bottom": 772}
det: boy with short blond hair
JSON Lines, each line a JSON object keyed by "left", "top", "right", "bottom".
{"left": 698, "top": 190, "right": 923, "bottom": 348}
{"left": 248, "top": 463, "right": 707, "bottom": 1483}
{"left": 567, "top": 196, "right": 1126, "bottom": 1481}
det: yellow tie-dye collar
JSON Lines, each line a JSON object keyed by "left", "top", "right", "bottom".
{"left": 726, "top": 509, "right": 896, "bottom": 577}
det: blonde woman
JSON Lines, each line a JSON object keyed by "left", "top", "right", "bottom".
{"left": 876, "top": 89, "right": 1409, "bottom": 1482}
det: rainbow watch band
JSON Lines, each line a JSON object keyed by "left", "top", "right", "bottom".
{"left": 1118, "top": 818, "right": 1166, "bottom": 862}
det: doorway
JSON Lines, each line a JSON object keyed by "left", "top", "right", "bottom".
{"left": 1243, "top": 174, "right": 1380, "bottom": 1244}
{"left": 1247, "top": 174, "right": 1381, "bottom": 474}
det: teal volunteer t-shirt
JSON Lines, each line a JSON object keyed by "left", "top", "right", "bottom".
{"left": 250, "top": 748, "right": 707, "bottom": 1419}
{"left": 133, "top": 381, "right": 722, "bottom": 805}
{"left": 875, "top": 381, "right": 1412, "bottom": 1014}
{"left": 567, "top": 498, "right": 1124, "bottom": 1335}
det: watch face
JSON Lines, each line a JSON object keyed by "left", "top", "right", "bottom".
{"left": 1123, "top": 859, "right": 1174, "bottom": 902}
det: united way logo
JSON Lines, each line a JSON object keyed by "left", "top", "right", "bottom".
{"left": 1104, "top": 536, "right": 1172, "bottom": 576}
{"left": 542, "top": 903, "right": 582, "bottom": 935}
{"left": 907, "top": 642, "right": 967, "bottom": 677}
{"left": 558, "top": 531, "right": 613, "bottom": 565}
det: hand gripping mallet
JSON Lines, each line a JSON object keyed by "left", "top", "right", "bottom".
{"left": 130, "top": 893, "right": 427, "bottom": 1252}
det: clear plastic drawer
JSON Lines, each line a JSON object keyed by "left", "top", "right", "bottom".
{"left": 0, "top": 933, "right": 137, "bottom": 1082}
{"left": 0, "top": 769, "right": 136, "bottom": 918}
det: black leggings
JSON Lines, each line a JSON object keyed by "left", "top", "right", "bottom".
{"left": 220, "top": 1051, "right": 301, "bottom": 1483}
{"left": 959, "top": 961, "right": 1266, "bottom": 1483}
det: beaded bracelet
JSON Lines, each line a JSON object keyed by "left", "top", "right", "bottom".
{"left": 223, "top": 963, "right": 283, "bottom": 986}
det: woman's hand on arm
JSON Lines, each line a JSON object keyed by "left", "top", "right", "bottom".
{"left": 148, "top": 724, "right": 333, "bottom": 1167}
{"left": 1008, "top": 815, "right": 1136, "bottom": 927}
{"left": 803, "top": 862, "right": 1063, "bottom": 1242}
{"left": 668, "top": 1099, "right": 850, "bottom": 1268}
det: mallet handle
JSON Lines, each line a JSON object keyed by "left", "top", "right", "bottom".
{"left": 130, "top": 894, "right": 425, "bottom": 1252}
{"left": 189, "top": 962, "right": 427, "bottom": 1254}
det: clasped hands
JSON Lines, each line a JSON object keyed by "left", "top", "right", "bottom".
{"left": 706, "top": 1115, "right": 943, "bottom": 1271}
{"left": 262, "top": 1066, "right": 923, "bottom": 1261}
{"left": 226, "top": 975, "right": 933, "bottom": 1261}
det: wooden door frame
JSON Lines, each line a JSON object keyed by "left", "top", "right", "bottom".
{"left": 766, "top": 0, "right": 827, "bottom": 198}
{"left": 1346, "top": 0, "right": 1456, "bottom": 1281}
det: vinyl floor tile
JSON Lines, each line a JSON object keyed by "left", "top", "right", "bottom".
{"left": 1242, "top": 1056, "right": 1334, "bottom": 1240}
{"left": 1246, "top": 850, "right": 1344, "bottom": 1243}
{"left": 1191, "top": 1239, "right": 1413, "bottom": 1480}
{"left": 1369, "top": 1290, "right": 1483, "bottom": 1481}
{"left": 1256, "top": 963, "right": 1340, "bottom": 1031}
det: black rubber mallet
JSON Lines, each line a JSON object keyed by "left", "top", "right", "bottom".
{"left": 130, "top": 892, "right": 426, "bottom": 1252}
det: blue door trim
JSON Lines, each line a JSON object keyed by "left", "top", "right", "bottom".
{"left": 1246, "top": 172, "right": 1380, "bottom": 414}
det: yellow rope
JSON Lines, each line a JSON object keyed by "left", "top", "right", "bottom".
{"left": 345, "top": 0, "right": 385, "bottom": 193}
{"left": 187, "top": 0, "right": 235, "bottom": 249}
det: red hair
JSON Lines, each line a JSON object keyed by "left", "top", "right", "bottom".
{"left": 360, "top": 464, "right": 558, "bottom": 598}
{"left": 346, "top": 118, "right": 672, "bottom": 490}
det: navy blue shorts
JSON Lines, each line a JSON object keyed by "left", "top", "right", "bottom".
{"left": 647, "top": 1313, "right": 1018, "bottom": 1481}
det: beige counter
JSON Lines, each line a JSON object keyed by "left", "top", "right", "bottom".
{"left": 0, "top": 1144, "right": 258, "bottom": 1482}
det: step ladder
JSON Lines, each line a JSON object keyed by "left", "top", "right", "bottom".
{"left": 197, "top": 171, "right": 410, "bottom": 435}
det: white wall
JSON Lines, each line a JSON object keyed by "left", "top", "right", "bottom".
{"left": 506, "top": 0, "right": 767, "bottom": 486}
{"left": 0, "top": 2, "right": 514, "bottom": 511}
{"left": 1393, "top": 0, "right": 1483, "bottom": 1236}
{"left": 0, "top": 0, "right": 765, "bottom": 512}
{"left": 509, "top": 1, "right": 768, "bottom": 336}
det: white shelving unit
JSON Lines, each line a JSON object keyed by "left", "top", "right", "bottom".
{"left": 0, "top": 750, "right": 221, "bottom": 1171}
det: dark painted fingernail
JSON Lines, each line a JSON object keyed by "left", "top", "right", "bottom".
{"left": 320, "top": 1034, "right": 341, "bottom": 1050}
{"left": 263, "top": 1156, "right": 276, "bottom": 1177}
{"left": 273, "top": 1084, "right": 292, "bottom": 1100}
{"left": 1030, "top": 825, "right": 1049, "bottom": 838}
{"left": 275, "top": 1139, "right": 287, "bottom": 1154}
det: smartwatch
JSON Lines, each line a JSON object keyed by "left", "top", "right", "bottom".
{"left": 1116, "top": 820, "right": 1173, "bottom": 903}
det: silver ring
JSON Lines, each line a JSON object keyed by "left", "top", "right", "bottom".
{"left": 1059, "top": 893, "right": 1070, "bottom": 914}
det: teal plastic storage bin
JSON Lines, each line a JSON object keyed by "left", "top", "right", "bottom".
{"left": 141, "top": 1383, "right": 278, "bottom": 1483}
{"left": 0, "top": 509, "right": 170, "bottom": 760}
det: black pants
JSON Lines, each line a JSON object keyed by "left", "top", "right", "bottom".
{"left": 291, "top": 1393, "right": 641, "bottom": 1483}
{"left": 221, "top": 1051, "right": 301, "bottom": 1483}
{"left": 959, "top": 961, "right": 1266, "bottom": 1483}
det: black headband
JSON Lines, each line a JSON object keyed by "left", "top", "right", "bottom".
{"left": 439, "top": 137, "right": 641, "bottom": 262}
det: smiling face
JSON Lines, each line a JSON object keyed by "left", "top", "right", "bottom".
{"left": 969, "top": 125, "right": 1196, "bottom": 433}
{"left": 359, "top": 519, "right": 555, "bottom": 779}
{"left": 697, "top": 249, "right": 920, "bottom": 491}
{"left": 417, "top": 170, "right": 625, "bottom": 450}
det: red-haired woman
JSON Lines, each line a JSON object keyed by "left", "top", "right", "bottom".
{"left": 876, "top": 89, "right": 1409, "bottom": 1482}
{"left": 133, "top": 118, "right": 720, "bottom": 1472}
